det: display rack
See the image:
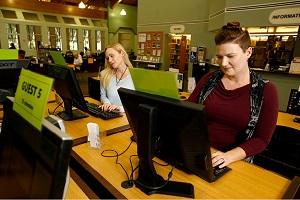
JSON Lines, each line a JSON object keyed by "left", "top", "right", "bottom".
{"left": 134, "top": 31, "right": 163, "bottom": 69}
{"left": 167, "top": 34, "right": 190, "bottom": 73}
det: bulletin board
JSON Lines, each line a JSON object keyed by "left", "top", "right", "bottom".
{"left": 137, "top": 31, "right": 163, "bottom": 63}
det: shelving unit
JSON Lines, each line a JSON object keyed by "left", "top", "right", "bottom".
{"left": 135, "top": 31, "right": 163, "bottom": 69}
{"left": 167, "top": 34, "right": 191, "bottom": 91}
{"left": 167, "top": 34, "right": 190, "bottom": 73}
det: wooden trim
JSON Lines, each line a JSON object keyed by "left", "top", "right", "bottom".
{"left": 0, "top": 0, "right": 107, "bottom": 19}
{"left": 282, "top": 176, "right": 300, "bottom": 199}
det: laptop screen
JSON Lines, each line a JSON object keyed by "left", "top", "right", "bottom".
{"left": 129, "top": 68, "right": 179, "bottom": 100}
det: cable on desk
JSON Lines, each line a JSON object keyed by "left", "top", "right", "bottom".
{"left": 101, "top": 140, "right": 174, "bottom": 190}
{"left": 48, "top": 101, "right": 63, "bottom": 115}
{"left": 101, "top": 140, "right": 134, "bottom": 183}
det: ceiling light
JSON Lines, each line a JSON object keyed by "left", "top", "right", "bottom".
{"left": 120, "top": 8, "right": 126, "bottom": 16}
{"left": 78, "top": 1, "right": 86, "bottom": 9}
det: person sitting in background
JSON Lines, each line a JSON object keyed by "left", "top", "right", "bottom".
{"left": 188, "top": 21, "right": 279, "bottom": 168}
{"left": 65, "top": 50, "right": 74, "bottom": 64}
{"left": 99, "top": 43, "right": 135, "bottom": 112}
{"left": 73, "top": 52, "right": 83, "bottom": 71}
{"left": 18, "top": 49, "right": 26, "bottom": 59}
{"left": 9, "top": 43, "right": 16, "bottom": 49}
{"left": 84, "top": 47, "right": 91, "bottom": 57}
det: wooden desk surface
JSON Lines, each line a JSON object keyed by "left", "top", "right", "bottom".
{"left": 72, "top": 130, "right": 290, "bottom": 199}
{"left": 47, "top": 97, "right": 129, "bottom": 146}
{"left": 65, "top": 177, "right": 88, "bottom": 199}
{"left": 277, "top": 112, "right": 300, "bottom": 130}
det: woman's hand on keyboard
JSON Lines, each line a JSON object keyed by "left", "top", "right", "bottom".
{"left": 99, "top": 103, "right": 120, "bottom": 112}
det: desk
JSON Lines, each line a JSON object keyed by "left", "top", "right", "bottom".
{"left": 72, "top": 130, "right": 290, "bottom": 199}
{"left": 47, "top": 98, "right": 129, "bottom": 146}
{"left": 65, "top": 177, "right": 89, "bottom": 199}
{"left": 277, "top": 112, "right": 300, "bottom": 130}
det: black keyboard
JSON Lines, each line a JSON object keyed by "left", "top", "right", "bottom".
{"left": 213, "top": 166, "right": 231, "bottom": 180}
{"left": 86, "top": 102, "right": 122, "bottom": 120}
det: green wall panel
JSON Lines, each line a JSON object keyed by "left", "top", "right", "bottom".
{"left": 138, "top": 0, "right": 209, "bottom": 25}
{"left": 108, "top": 4, "right": 137, "bottom": 34}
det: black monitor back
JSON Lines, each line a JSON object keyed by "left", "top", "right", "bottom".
{"left": 46, "top": 64, "right": 88, "bottom": 120}
{"left": 118, "top": 88, "right": 215, "bottom": 182}
{"left": 0, "top": 59, "right": 30, "bottom": 89}
{"left": 0, "top": 59, "right": 31, "bottom": 102}
{"left": 0, "top": 97, "right": 73, "bottom": 198}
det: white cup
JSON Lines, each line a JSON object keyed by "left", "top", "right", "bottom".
{"left": 87, "top": 122, "right": 100, "bottom": 148}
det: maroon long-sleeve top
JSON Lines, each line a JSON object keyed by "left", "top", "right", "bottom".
{"left": 188, "top": 72, "right": 279, "bottom": 157}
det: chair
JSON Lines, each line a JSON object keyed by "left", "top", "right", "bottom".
{"left": 253, "top": 125, "right": 300, "bottom": 179}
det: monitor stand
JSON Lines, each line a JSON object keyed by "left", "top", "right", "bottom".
{"left": 134, "top": 104, "right": 194, "bottom": 198}
{"left": 57, "top": 98, "right": 88, "bottom": 121}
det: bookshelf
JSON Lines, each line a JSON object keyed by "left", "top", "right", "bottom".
{"left": 135, "top": 31, "right": 163, "bottom": 69}
{"left": 168, "top": 34, "right": 190, "bottom": 73}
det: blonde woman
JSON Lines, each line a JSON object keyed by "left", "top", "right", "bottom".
{"left": 99, "top": 43, "right": 135, "bottom": 112}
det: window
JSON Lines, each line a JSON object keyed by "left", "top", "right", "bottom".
{"left": 96, "top": 30, "right": 104, "bottom": 51}
{"left": 79, "top": 18, "right": 89, "bottom": 26}
{"left": 22, "top": 12, "right": 39, "bottom": 21}
{"left": 27, "top": 25, "right": 41, "bottom": 49}
{"left": 1, "top": 9, "right": 17, "bottom": 19}
{"left": 83, "top": 29, "right": 91, "bottom": 50}
{"left": 66, "top": 28, "right": 78, "bottom": 50}
{"left": 48, "top": 27, "right": 62, "bottom": 50}
{"left": 44, "top": 15, "right": 59, "bottom": 23}
{"left": 6, "top": 23, "right": 20, "bottom": 49}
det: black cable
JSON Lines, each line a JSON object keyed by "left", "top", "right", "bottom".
{"left": 48, "top": 101, "right": 63, "bottom": 115}
{"left": 101, "top": 140, "right": 134, "bottom": 182}
{"left": 101, "top": 140, "right": 173, "bottom": 191}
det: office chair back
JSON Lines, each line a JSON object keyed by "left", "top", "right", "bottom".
{"left": 253, "top": 125, "right": 300, "bottom": 179}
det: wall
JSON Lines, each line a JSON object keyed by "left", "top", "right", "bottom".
{"left": 108, "top": 4, "right": 137, "bottom": 53}
{"left": 260, "top": 73, "right": 300, "bottom": 111}
{"left": 138, "top": 0, "right": 213, "bottom": 72}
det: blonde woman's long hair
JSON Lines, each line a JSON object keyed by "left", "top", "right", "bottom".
{"left": 100, "top": 43, "right": 133, "bottom": 89}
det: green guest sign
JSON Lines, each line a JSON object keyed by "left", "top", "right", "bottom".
{"left": 13, "top": 69, "right": 54, "bottom": 131}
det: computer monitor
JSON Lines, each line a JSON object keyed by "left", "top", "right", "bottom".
{"left": 45, "top": 63, "right": 88, "bottom": 121}
{"left": 0, "top": 97, "right": 72, "bottom": 198}
{"left": 118, "top": 88, "right": 216, "bottom": 197}
{"left": 0, "top": 59, "right": 31, "bottom": 102}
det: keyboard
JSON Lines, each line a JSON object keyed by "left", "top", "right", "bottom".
{"left": 213, "top": 166, "right": 231, "bottom": 181}
{"left": 86, "top": 102, "right": 122, "bottom": 120}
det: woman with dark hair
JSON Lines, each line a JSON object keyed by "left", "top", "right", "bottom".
{"left": 188, "top": 22, "right": 278, "bottom": 168}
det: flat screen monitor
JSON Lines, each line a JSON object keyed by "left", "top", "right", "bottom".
{"left": 0, "top": 97, "right": 73, "bottom": 198}
{"left": 45, "top": 64, "right": 89, "bottom": 121}
{"left": 118, "top": 88, "right": 217, "bottom": 197}
{"left": 0, "top": 59, "right": 31, "bottom": 102}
